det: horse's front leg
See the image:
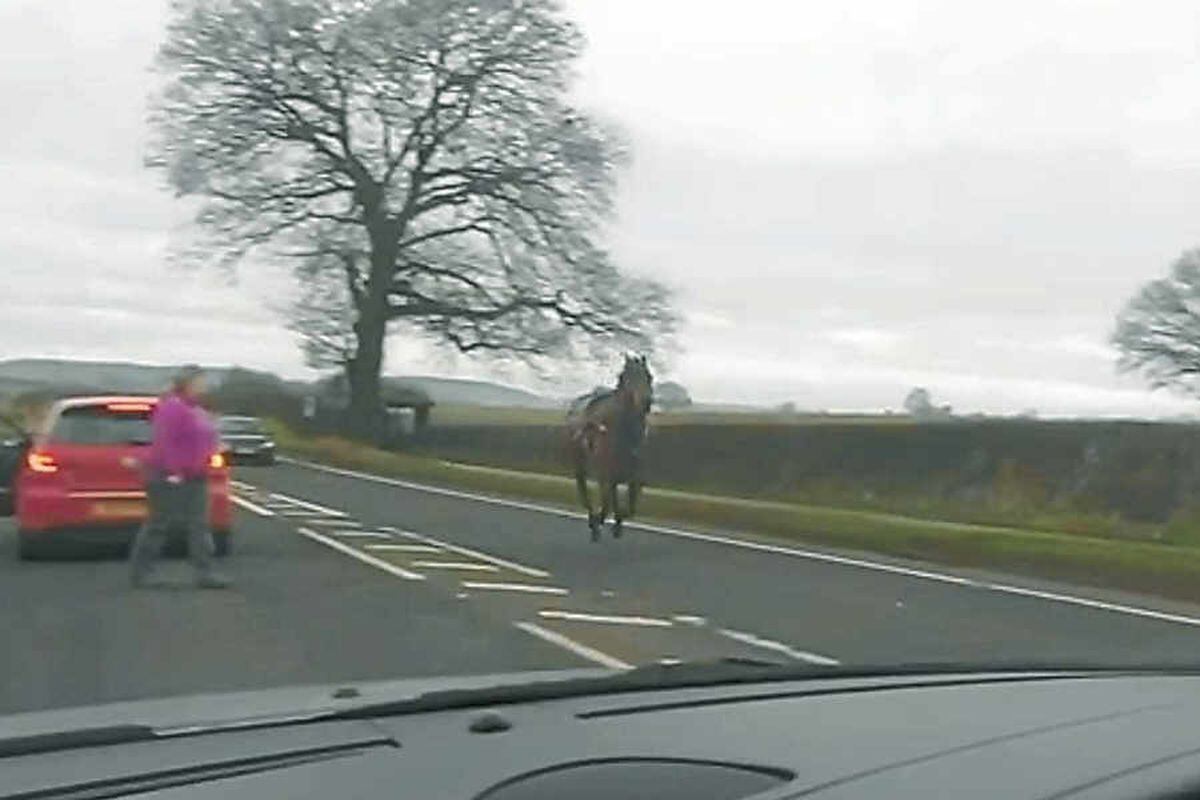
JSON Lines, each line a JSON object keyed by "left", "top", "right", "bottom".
{"left": 597, "top": 475, "right": 614, "bottom": 539}
{"left": 573, "top": 453, "right": 601, "bottom": 542}
{"left": 609, "top": 480, "right": 625, "bottom": 539}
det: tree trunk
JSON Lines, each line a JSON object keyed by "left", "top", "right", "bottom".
{"left": 345, "top": 218, "right": 396, "bottom": 442}
{"left": 345, "top": 304, "right": 387, "bottom": 442}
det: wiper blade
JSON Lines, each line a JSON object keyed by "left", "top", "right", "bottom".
{"left": 0, "top": 725, "right": 155, "bottom": 759}
{"left": 324, "top": 658, "right": 817, "bottom": 721}
{"left": 320, "top": 659, "right": 1200, "bottom": 723}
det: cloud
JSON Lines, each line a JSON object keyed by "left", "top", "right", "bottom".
{"left": 2, "top": 0, "right": 1199, "bottom": 415}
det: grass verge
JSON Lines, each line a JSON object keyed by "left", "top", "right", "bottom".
{"left": 270, "top": 425, "right": 1200, "bottom": 606}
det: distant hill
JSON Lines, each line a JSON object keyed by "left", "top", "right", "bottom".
{"left": 0, "top": 359, "right": 557, "bottom": 409}
{"left": 0, "top": 359, "right": 235, "bottom": 397}
{"left": 385, "top": 375, "right": 555, "bottom": 408}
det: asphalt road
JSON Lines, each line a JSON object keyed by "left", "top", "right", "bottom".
{"left": 6, "top": 458, "right": 1200, "bottom": 715}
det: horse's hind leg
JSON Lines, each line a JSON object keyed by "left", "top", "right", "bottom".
{"left": 574, "top": 464, "right": 601, "bottom": 542}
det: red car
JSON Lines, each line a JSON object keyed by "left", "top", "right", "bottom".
{"left": 12, "top": 396, "right": 233, "bottom": 560}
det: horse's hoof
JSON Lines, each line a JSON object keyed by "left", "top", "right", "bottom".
{"left": 612, "top": 522, "right": 623, "bottom": 539}
{"left": 590, "top": 527, "right": 600, "bottom": 543}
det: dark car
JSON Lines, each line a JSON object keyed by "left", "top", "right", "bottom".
{"left": 217, "top": 416, "right": 276, "bottom": 466}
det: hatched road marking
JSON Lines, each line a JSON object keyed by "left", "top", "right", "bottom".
{"left": 463, "top": 582, "right": 569, "bottom": 596}
{"left": 411, "top": 561, "right": 499, "bottom": 572}
{"left": 269, "top": 492, "right": 347, "bottom": 517}
{"left": 297, "top": 527, "right": 424, "bottom": 581}
{"left": 231, "top": 495, "right": 275, "bottom": 517}
{"left": 386, "top": 528, "right": 550, "bottom": 578}
{"left": 364, "top": 543, "right": 443, "bottom": 553}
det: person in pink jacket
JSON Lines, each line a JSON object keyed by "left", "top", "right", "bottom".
{"left": 130, "top": 365, "right": 230, "bottom": 589}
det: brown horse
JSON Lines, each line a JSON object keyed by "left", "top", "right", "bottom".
{"left": 566, "top": 355, "right": 653, "bottom": 541}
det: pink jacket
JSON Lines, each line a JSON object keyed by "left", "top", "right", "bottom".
{"left": 146, "top": 392, "right": 217, "bottom": 479}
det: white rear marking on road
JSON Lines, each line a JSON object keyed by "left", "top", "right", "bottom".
{"left": 305, "top": 518, "right": 361, "bottom": 528}
{"left": 538, "top": 610, "right": 673, "bottom": 628}
{"left": 284, "top": 457, "right": 1200, "bottom": 630}
{"left": 514, "top": 622, "right": 631, "bottom": 670}
{"left": 364, "top": 543, "right": 442, "bottom": 553}
{"left": 462, "top": 582, "right": 568, "bottom": 596}
{"left": 386, "top": 528, "right": 550, "bottom": 578}
{"left": 297, "top": 527, "right": 424, "bottom": 581}
{"left": 232, "top": 495, "right": 275, "bottom": 518}
{"left": 717, "top": 628, "right": 840, "bottom": 666}
{"left": 411, "top": 561, "right": 499, "bottom": 572}
{"left": 269, "top": 492, "right": 346, "bottom": 517}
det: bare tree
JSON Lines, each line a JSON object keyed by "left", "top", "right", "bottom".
{"left": 1113, "top": 248, "right": 1200, "bottom": 394}
{"left": 149, "top": 0, "right": 675, "bottom": 435}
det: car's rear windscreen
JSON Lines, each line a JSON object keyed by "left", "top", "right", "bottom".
{"left": 219, "top": 418, "right": 263, "bottom": 435}
{"left": 50, "top": 405, "right": 153, "bottom": 445}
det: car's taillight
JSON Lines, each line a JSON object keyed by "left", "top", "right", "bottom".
{"left": 27, "top": 451, "right": 58, "bottom": 474}
{"left": 210, "top": 452, "right": 227, "bottom": 470}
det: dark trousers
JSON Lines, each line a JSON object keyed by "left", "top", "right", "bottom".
{"left": 129, "top": 478, "right": 214, "bottom": 580}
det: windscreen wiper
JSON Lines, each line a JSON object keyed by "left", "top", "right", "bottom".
{"left": 320, "top": 659, "right": 1200, "bottom": 723}
{"left": 0, "top": 724, "right": 156, "bottom": 760}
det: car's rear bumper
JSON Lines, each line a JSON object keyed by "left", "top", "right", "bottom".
{"left": 17, "top": 484, "right": 233, "bottom": 533}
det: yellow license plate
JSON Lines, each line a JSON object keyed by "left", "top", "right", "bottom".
{"left": 91, "top": 501, "right": 147, "bottom": 519}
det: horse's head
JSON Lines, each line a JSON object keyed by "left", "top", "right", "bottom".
{"left": 618, "top": 354, "right": 654, "bottom": 415}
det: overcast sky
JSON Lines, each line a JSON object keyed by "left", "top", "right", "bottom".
{"left": 3, "top": 0, "right": 1200, "bottom": 416}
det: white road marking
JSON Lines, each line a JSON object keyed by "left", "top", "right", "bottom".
{"left": 514, "top": 622, "right": 631, "bottom": 670}
{"left": 284, "top": 457, "right": 1200, "bottom": 630}
{"left": 673, "top": 615, "right": 708, "bottom": 626}
{"left": 658, "top": 658, "right": 683, "bottom": 666}
{"left": 718, "top": 628, "right": 840, "bottom": 666}
{"left": 297, "top": 527, "right": 425, "bottom": 581}
{"left": 305, "top": 518, "right": 362, "bottom": 528}
{"left": 538, "top": 610, "right": 674, "bottom": 628}
{"left": 329, "top": 530, "right": 393, "bottom": 539}
{"left": 231, "top": 495, "right": 275, "bottom": 518}
{"left": 269, "top": 492, "right": 347, "bottom": 517}
{"left": 230, "top": 479, "right": 256, "bottom": 491}
{"left": 411, "top": 561, "right": 499, "bottom": 572}
{"left": 386, "top": 528, "right": 550, "bottom": 578}
{"left": 462, "top": 582, "right": 569, "bottom": 596}
{"left": 363, "top": 543, "right": 442, "bottom": 553}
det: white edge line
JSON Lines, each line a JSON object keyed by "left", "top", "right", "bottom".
{"left": 462, "top": 581, "right": 569, "bottom": 596}
{"left": 297, "top": 527, "right": 424, "bottom": 581}
{"left": 514, "top": 622, "right": 631, "bottom": 670}
{"left": 232, "top": 495, "right": 275, "bottom": 518}
{"left": 329, "top": 531, "right": 394, "bottom": 539}
{"left": 718, "top": 628, "right": 840, "bottom": 666}
{"left": 388, "top": 528, "right": 550, "bottom": 578}
{"left": 283, "top": 456, "right": 1200, "bottom": 630}
{"left": 538, "top": 610, "right": 674, "bottom": 628}
{"left": 269, "top": 492, "right": 347, "bottom": 517}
